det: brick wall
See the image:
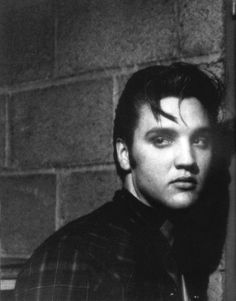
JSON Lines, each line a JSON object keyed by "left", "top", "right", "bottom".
{"left": 0, "top": 0, "right": 226, "bottom": 299}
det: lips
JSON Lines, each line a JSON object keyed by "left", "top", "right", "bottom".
{"left": 170, "top": 177, "right": 197, "bottom": 190}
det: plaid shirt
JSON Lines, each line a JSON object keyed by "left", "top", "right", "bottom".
{"left": 15, "top": 189, "right": 206, "bottom": 301}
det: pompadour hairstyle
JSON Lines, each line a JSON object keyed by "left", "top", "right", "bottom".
{"left": 113, "top": 62, "right": 224, "bottom": 180}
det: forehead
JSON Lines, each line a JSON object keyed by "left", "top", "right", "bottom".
{"left": 136, "top": 97, "right": 211, "bottom": 131}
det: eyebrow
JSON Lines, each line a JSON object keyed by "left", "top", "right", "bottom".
{"left": 145, "top": 126, "right": 212, "bottom": 138}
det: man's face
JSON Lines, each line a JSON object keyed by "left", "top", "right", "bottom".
{"left": 123, "top": 97, "right": 213, "bottom": 209}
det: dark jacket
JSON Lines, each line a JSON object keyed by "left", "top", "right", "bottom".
{"left": 15, "top": 189, "right": 208, "bottom": 301}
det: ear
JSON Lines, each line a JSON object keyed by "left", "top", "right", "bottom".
{"left": 116, "top": 139, "right": 131, "bottom": 171}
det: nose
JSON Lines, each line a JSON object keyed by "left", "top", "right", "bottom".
{"left": 174, "top": 141, "right": 198, "bottom": 172}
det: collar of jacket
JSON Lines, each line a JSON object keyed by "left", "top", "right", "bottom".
{"left": 113, "top": 189, "right": 174, "bottom": 246}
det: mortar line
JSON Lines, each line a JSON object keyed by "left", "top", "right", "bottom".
{"left": 55, "top": 172, "right": 61, "bottom": 231}
{"left": 0, "top": 162, "right": 116, "bottom": 177}
{"left": 53, "top": 0, "right": 58, "bottom": 78}
{"left": 1, "top": 253, "right": 30, "bottom": 260}
{"left": 4, "top": 94, "right": 10, "bottom": 168}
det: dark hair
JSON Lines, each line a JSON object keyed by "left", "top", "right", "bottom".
{"left": 113, "top": 62, "right": 224, "bottom": 180}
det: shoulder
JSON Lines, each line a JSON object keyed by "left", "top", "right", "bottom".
{"left": 35, "top": 197, "right": 129, "bottom": 253}
{"left": 18, "top": 199, "right": 120, "bottom": 267}
{"left": 14, "top": 198, "right": 134, "bottom": 300}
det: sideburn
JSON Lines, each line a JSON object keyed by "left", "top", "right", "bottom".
{"left": 128, "top": 145, "right": 137, "bottom": 170}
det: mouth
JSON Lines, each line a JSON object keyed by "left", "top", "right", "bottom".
{"left": 170, "top": 177, "right": 197, "bottom": 190}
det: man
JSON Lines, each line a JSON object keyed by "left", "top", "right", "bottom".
{"left": 15, "top": 63, "right": 230, "bottom": 301}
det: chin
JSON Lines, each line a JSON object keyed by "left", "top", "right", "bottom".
{"left": 167, "top": 195, "right": 198, "bottom": 209}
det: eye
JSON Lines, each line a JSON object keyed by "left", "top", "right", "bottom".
{"left": 193, "top": 135, "right": 211, "bottom": 149}
{"left": 152, "top": 136, "right": 173, "bottom": 147}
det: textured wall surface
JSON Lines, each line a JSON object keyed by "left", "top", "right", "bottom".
{"left": 0, "top": 0, "right": 226, "bottom": 299}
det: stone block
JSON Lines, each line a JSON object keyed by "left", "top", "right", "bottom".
{"left": 178, "top": 0, "right": 224, "bottom": 56}
{"left": 0, "top": 174, "right": 56, "bottom": 256}
{"left": 0, "top": 95, "right": 6, "bottom": 167}
{"left": 10, "top": 78, "right": 113, "bottom": 168}
{"left": 0, "top": 0, "right": 54, "bottom": 85}
{"left": 57, "top": 169, "right": 121, "bottom": 226}
{"left": 56, "top": 0, "right": 178, "bottom": 77}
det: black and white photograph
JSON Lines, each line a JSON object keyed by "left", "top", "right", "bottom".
{"left": 0, "top": 1, "right": 235, "bottom": 300}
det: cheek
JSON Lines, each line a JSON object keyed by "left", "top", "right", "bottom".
{"left": 136, "top": 154, "right": 170, "bottom": 180}
{"left": 131, "top": 144, "right": 174, "bottom": 175}
{"left": 197, "top": 151, "right": 213, "bottom": 174}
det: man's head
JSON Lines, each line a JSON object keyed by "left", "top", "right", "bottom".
{"left": 113, "top": 62, "right": 224, "bottom": 209}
